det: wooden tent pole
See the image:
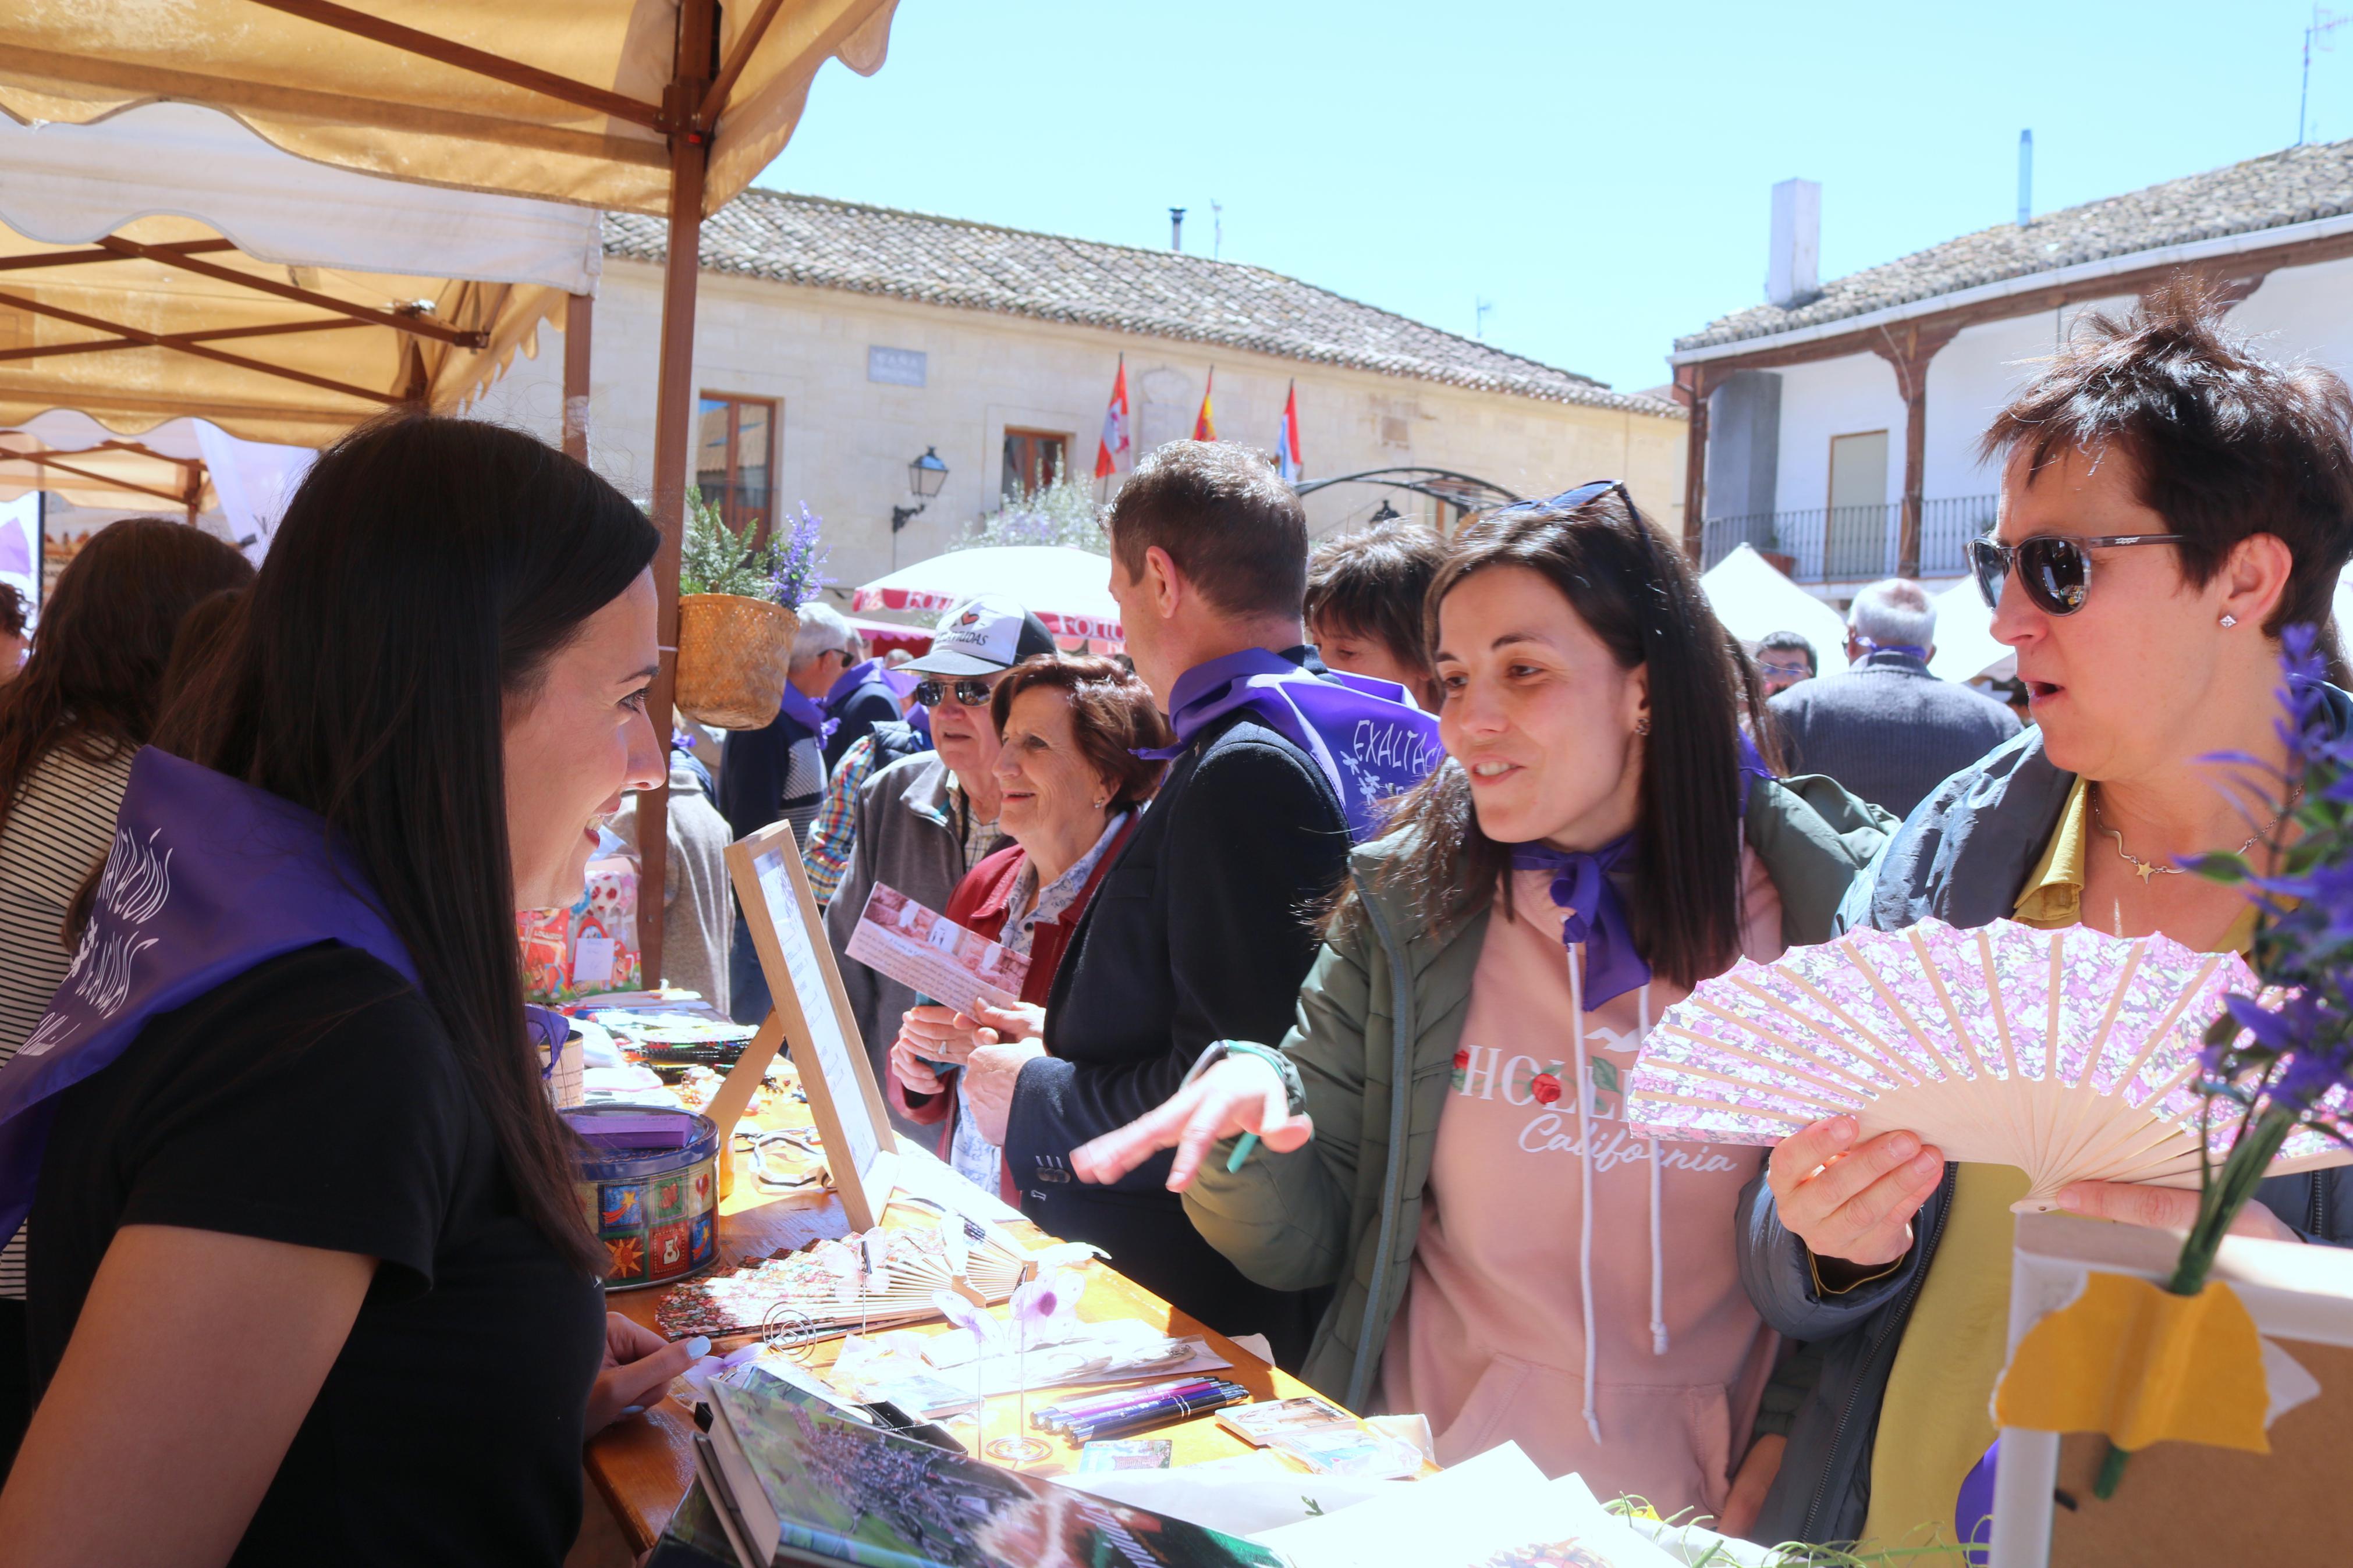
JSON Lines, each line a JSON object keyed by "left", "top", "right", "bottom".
{"left": 638, "top": 0, "right": 719, "bottom": 991}
{"left": 562, "top": 291, "right": 593, "bottom": 462}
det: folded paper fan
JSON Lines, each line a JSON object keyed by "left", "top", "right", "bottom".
{"left": 1625, "top": 918, "right": 2353, "bottom": 1212}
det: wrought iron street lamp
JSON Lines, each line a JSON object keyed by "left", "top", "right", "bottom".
{"left": 892, "top": 446, "right": 949, "bottom": 567}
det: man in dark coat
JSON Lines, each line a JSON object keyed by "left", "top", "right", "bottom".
{"left": 974, "top": 441, "right": 1350, "bottom": 1367}
{"left": 1769, "top": 577, "right": 2019, "bottom": 819}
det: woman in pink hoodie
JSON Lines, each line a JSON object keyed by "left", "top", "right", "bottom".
{"left": 1072, "top": 485, "right": 1894, "bottom": 1534}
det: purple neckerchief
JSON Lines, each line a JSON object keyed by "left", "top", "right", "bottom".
{"left": 0, "top": 749, "right": 421, "bottom": 1239}
{"left": 825, "top": 657, "right": 886, "bottom": 710}
{"left": 1134, "top": 648, "right": 1445, "bottom": 841}
{"left": 1738, "top": 727, "right": 1773, "bottom": 810}
{"left": 1508, "top": 833, "right": 1650, "bottom": 1009}
{"left": 778, "top": 683, "right": 837, "bottom": 745}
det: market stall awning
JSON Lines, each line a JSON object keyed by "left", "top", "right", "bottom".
{"left": 1699, "top": 542, "right": 1848, "bottom": 660}
{"left": 0, "top": 407, "right": 314, "bottom": 548}
{"left": 0, "top": 430, "right": 211, "bottom": 516}
{"left": 0, "top": 0, "right": 900, "bottom": 218}
{"left": 0, "top": 103, "right": 604, "bottom": 445}
{"left": 854, "top": 547, "right": 1124, "bottom": 645}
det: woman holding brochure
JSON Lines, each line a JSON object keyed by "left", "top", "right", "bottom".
{"left": 1069, "top": 487, "right": 1894, "bottom": 1531}
{"left": 888, "top": 655, "right": 1169, "bottom": 1201}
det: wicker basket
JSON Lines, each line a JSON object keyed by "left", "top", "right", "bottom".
{"left": 675, "top": 593, "right": 799, "bottom": 730}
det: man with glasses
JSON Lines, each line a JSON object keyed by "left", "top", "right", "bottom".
{"left": 820, "top": 594, "right": 1056, "bottom": 1130}
{"left": 1754, "top": 630, "right": 1817, "bottom": 698}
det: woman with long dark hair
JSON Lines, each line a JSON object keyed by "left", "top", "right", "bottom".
{"left": 0, "top": 417, "right": 702, "bottom": 1565}
{"left": 1072, "top": 485, "right": 1896, "bottom": 1530}
{"left": 0, "top": 518, "right": 253, "bottom": 1468}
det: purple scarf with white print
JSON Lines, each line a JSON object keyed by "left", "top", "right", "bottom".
{"left": 0, "top": 746, "right": 565, "bottom": 1238}
{"left": 1135, "top": 648, "right": 1445, "bottom": 840}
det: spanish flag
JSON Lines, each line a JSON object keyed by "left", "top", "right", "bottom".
{"left": 1193, "top": 368, "right": 1217, "bottom": 442}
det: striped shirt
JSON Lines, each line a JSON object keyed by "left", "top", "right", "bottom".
{"left": 0, "top": 744, "right": 135, "bottom": 1299}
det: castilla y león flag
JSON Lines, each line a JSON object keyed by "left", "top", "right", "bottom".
{"left": 1193, "top": 368, "right": 1218, "bottom": 442}
{"left": 1094, "top": 355, "right": 1131, "bottom": 479}
{"left": 1275, "top": 380, "right": 1302, "bottom": 482}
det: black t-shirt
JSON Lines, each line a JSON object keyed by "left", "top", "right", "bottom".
{"left": 28, "top": 944, "right": 608, "bottom": 1567}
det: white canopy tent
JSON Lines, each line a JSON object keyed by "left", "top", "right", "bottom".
{"left": 856, "top": 546, "right": 1124, "bottom": 646}
{"left": 0, "top": 407, "right": 314, "bottom": 529}
{"left": 1699, "top": 543, "right": 1848, "bottom": 663}
{"left": 1927, "top": 574, "right": 2017, "bottom": 684}
{"left": 0, "top": 103, "right": 604, "bottom": 445}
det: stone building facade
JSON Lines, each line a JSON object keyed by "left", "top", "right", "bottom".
{"left": 474, "top": 189, "right": 1687, "bottom": 588}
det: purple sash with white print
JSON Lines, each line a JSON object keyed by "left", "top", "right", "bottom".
{"left": 1137, "top": 648, "right": 1445, "bottom": 839}
{"left": 0, "top": 749, "right": 454, "bottom": 1238}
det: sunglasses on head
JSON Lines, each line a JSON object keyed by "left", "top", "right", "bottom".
{"left": 1966, "top": 532, "right": 2187, "bottom": 616}
{"left": 1486, "top": 479, "right": 1633, "bottom": 523}
{"left": 913, "top": 675, "right": 998, "bottom": 709}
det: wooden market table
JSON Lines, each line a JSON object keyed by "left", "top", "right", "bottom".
{"left": 583, "top": 1090, "right": 1319, "bottom": 1556}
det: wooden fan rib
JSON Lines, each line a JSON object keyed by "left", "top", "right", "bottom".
{"left": 2034, "top": 937, "right": 2149, "bottom": 1183}
{"left": 2041, "top": 949, "right": 2225, "bottom": 1186}
{"left": 1653, "top": 1019, "right": 1876, "bottom": 1105}
{"left": 1630, "top": 1054, "right": 1864, "bottom": 1119}
{"left": 1769, "top": 963, "right": 1929, "bottom": 1086}
{"left": 1976, "top": 928, "right": 2024, "bottom": 1080}
{"left": 1708, "top": 982, "right": 1904, "bottom": 1093}
{"left": 1844, "top": 941, "right": 1968, "bottom": 1083}
{"left": 1624, "top": 1089, "right": 1809, "bottom": 1140}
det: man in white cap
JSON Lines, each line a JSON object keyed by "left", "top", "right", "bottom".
{"left": 820, "top": 593, "right": 1057, "bottom": 1130}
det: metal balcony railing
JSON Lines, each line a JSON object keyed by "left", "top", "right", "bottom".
{"left": 1700, "top": 495, "right": 1997, "bottom": 582}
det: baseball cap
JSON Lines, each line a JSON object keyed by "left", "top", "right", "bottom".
{"left": 903, "top": 593, "right": 1059, "bottom": 677}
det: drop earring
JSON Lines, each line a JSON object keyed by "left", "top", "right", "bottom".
{"left": 2220, "top": 613, "right": 2239, "bottom": 628}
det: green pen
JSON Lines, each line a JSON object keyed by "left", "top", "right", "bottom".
{"left": 1225, "top": 1132, "right": 1260, "bottom": 1172}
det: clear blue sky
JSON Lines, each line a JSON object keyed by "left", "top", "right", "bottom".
{"left": 757, "top": 1, "right": 2353, "bottom": 396}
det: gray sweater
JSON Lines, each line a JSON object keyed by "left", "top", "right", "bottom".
{"left": 1767, "top": 649, "right": 2021, "bottom": 820}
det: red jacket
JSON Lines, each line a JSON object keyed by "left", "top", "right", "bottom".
{"left": 883, "top": 817, "right": 1137, "bottom": 1204}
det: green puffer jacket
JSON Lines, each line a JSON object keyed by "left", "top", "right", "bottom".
{"left": 1183, "top": 773, "right": 1897, "bottom": 1410}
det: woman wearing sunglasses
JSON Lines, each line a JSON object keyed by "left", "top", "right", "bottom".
{"left": 1741, "top": 285, "right": 2353, "bottom": 1552}
{"left": 1070, "top": 485, "right": 1895, "bottom": 1529}
{"left": 886, "top": 656, "right": 1170, "bottom": 1202}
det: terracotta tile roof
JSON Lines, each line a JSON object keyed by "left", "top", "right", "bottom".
{"left": 605, "top": 189, "right": 1679, "bottom": 416}
{"left": 1677, "top": 137, "right": 2353, "bottom": 352}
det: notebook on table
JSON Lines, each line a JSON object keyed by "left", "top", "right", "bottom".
{"left": 695, "top": 1375, "right": 1282, "bottom": 1568}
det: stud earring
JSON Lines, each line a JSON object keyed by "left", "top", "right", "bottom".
{"left": 1635, "top": 717, "right": 1652, "bottom": 737}
{"left": 1092, "top": 797, "right": 1108, "bottom": 809}
{"left": 2220, "top": 613, "right": 2239, "bottom": 628}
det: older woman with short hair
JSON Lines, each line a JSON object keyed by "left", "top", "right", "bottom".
{"left": 1744, "top": 282, "right": 2353, "bottom": 1550}
{"left": 887, "top": 655, "right": 1170, "bottom": 1201}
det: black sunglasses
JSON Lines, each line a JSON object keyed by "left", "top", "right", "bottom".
{"left": 913, "top": 676, "right": 998, "bottom": 709}
{"left": 1967, "top": 532, "right": 2187, "bottom": 616}
{"left": 1486, "top": 479, "right": 1632, "bottom": 522}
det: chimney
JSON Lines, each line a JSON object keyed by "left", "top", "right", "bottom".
{"left": 1766, "top": 179, "right": 1820, "bottom": 309}
{"left": 2017, "top": 130, "right": 2033, "bottom": 227}
{"left": 1169, "top": 207, "right": 1186, "bottom": 253}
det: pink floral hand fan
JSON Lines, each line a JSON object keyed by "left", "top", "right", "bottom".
{"left": 1625, "top": 918, "right": 2353, "bottom": 1212}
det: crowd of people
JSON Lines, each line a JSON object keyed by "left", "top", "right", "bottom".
{"left": 0, "top": 283, "right": 2343, "bottom": 1563}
